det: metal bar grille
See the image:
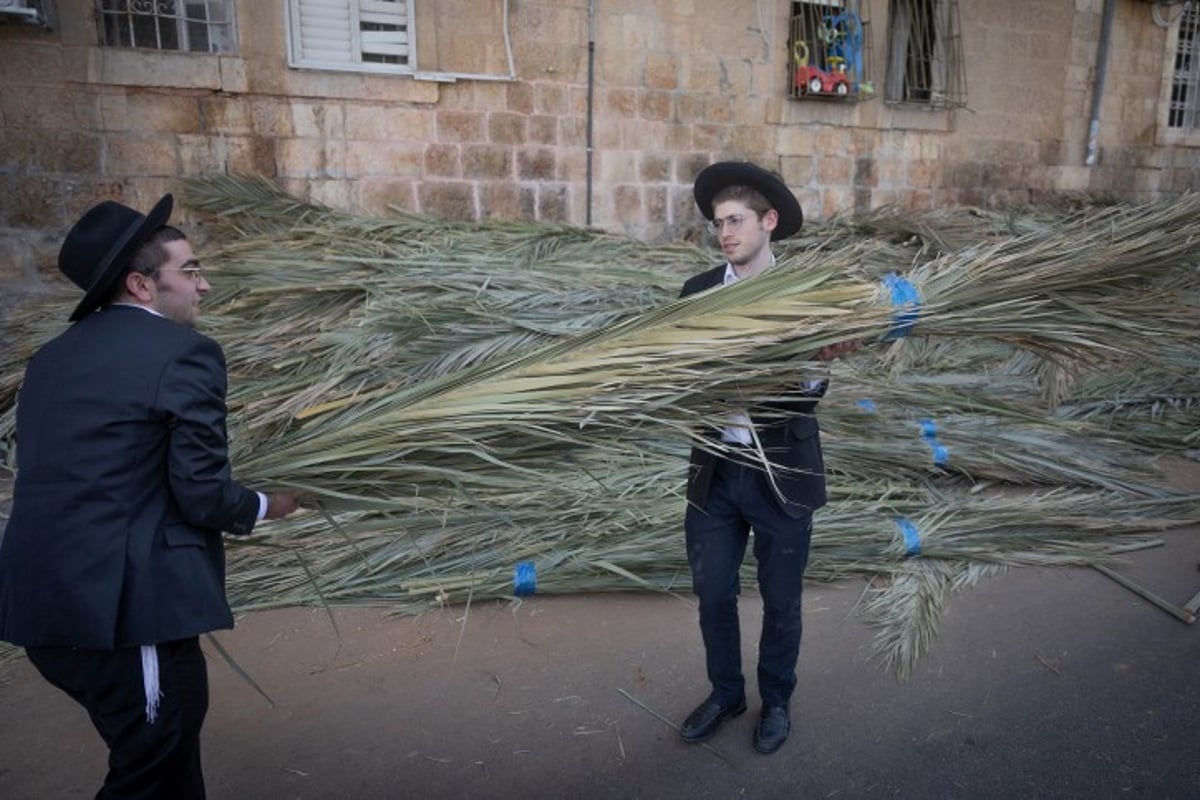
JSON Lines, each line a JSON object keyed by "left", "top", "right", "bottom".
{"left": 787, "top": 1, "right": 874, "bottom": 101}
{"left": 884, "top": 0, "right": 966, "bottom": 108}
{"left": 96, "top": 0, "right": 235, "bottom": 53}
{"left": 1169, "top": 4, "right": 1200, "bottom": 129}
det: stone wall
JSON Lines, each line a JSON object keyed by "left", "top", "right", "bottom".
{"left": 2, "top": 0, "right": 1199, "bottom": 296}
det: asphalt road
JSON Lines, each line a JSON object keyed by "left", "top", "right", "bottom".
{"left": 2, "top": 525, "right": 1197, "bottom": 799}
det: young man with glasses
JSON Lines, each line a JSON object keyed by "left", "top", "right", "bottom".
{"left": 0, "top": 195, "right": 303, "bottom": 797}
{"left": 677, "top": 161, "right": 843, "bottom": 755}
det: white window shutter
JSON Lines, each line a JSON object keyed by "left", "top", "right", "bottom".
{"left": 289, "top": 0, "right": 355, "bottom": 67}
{"left": 359, "top": 0, "right": 410, "bottom": 62}
{"left": 287, "top": 0, "right": 412, "bottom": 72}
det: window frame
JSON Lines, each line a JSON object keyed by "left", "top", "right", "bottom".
{"left": 787, "top": 0, "right": 876, "bottom": 102}
{"left": 95, "top": 0, "right": 237, "bottom": 54}
{"left": 286, "top": 0, "right": 416, "bottom": 76}
{"left": 883, "top": 0, "right": 966, "bottom": 109}
{"left": 1159, "top": 2, "right": 1200, "bottom": 147}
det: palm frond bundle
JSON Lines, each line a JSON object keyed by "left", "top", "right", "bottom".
{"left": 4, "top": 177, "right": 1199, "bottom": 677}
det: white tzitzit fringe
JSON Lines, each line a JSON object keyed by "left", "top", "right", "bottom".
{"left": 140, "top": 644, "right": 162, "bottom": 724}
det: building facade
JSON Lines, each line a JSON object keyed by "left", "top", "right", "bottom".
{"left": 0, "top": 0, "right": 1198, "bottom": 255}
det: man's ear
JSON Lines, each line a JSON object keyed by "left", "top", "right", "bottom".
{"left": 762, "top": 208, "right": 779, "bottom": 233}
{"left": 122, "top": 270, "right": 155, "bottom": 304}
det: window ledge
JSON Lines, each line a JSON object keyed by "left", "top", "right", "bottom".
{"left": 87, "top": 48, "right": 247, "bottom": 93}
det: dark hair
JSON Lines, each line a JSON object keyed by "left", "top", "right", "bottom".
{"left": 103, "top": 225, "right": 187, "bottom": 305}
{"left": 711, "top": 185, "right": 772, "bottom": 218}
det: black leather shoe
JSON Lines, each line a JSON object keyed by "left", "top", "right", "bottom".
{"left": 679, "top": 695, "right": 747, "bottom": 742}
{"left": 752, "top": 706, "right": 790, "bottom": 754}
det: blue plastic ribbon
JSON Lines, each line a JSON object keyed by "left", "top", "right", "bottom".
{"left": 881, "top": 273, "right": 921, "bottom": 340}
{"left": 856, "top": 398, "right": 878, "bottom": 413}
{"left": 513, "top": 561, "right": 537, "bottom": 597}
{"left": 895, "top": 516, "right": 922, "bottom": 556}
{"left": 918, "top": 417, "right": 950, "bottom": 468}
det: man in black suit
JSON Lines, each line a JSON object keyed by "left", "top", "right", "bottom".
{"left": 0, "top": 195, "right": 303, "bottom": 797}
{"left": 677, "top": 162, "right": 850, "bottom": 755}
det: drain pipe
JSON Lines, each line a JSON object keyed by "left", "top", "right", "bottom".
{"left": 586, "top": 0, "right": 596, "bottom": 226}
{"left": 1084, "top": 0, "right": 1117, "bottom": 166}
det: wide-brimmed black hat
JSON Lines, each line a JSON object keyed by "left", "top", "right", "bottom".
{"left": 58, "top": 194, "right": 174, "bottom": 322}
{"left": 693, "top": 161, "right": 803, "bottom": 241}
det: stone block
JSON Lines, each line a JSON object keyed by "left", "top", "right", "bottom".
{"left": 419, "top": 181, "right": 477, "bottom": 220}
{"left": 488, "top": 112, "right": 526, "bottom": 145}
{"left": 106, "top": 133, "right": 179, "bottom": 177}
{"left": 179, "top": 134, "right": 221, "bottom": 176}
{"left": 506, "top": 82, "right": 535, "bottom": 114}
{"left": 478, "top": 181, "right": 527, "bottom": 220}
{"left": 604, "top": 88, "right": 638, "bottom": 118}
{"left": 779, "top": 155, "right": 814, "bottom": 186}
{"left": 556, "top": 148, "right": 587, "bottom": 182}
{"left": 435, "top": 110, "right": 486, "bottom": 143}
{"left": 640, "top": 153, "right": 671, "bottom": 182}
{"left": 644, "top": 52, "right": 679, "bottom": 90}
{"left": 345, "top": 105, "right": 433, "bottom": 142}
{"left": 599, "top": 151, "right": 637, "bottom": 183}
{"left": 291, "top": 102, "right": 346, "bottom": 140}
{"left": 816, "top": 156, "right": 852, "bottom": 185}
{"left": 249, "top": 99, "right": 294, "bottom": 138}
{"left": 640, "top": 91, "right": 673, "bottom": 121}
{"left": 91, "top": 49, "right": 221, "bottom": 90}
{"left": 277, "top": 138, "right": 349, "bottom": 179}
{"left": 559, "top": 116, "right": 586, "bottom": 148}
{"left": 535, "top": 83, "right": 569, "bottom": 115}
{"left": 537, "top": 184, "right": 570, "bottom": 223}
{"left": 218, "top": 57, "right": 248, "bottom": 94}
{"left": 200, "top": 96, "right": 252, "bottom": 136}
{"left": 424, "top": 144, "right": 461, "bottom": 177}
{"left": 463, "top": 144, "right": 513, "bottom": 179}
{"left": 1, "top": 85, "right": 101, "bottom": 130}
{"left": 223, "top": 135, "right": 278, "bottom": 177}
{"left": 528, "top": 115, "right": 558, "bottom": 145}
{"left": 123, "top": 93, "right": 203, "bottom": 134}
{"left": 356, "top": 180, "right": 418, "bottom": 215}
{"left": 345, "top": 140, "right": 419, "bottom": 178}
{"left": 517, "top": 148, "right": 556, "bottom": 181}
{"left": 612, "top": 184, "right": 642, "bottom": 226}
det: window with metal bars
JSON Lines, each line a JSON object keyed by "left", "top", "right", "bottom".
{"left": 95, "top": 1, "right": 236, "bottom": 53}
{"left": 787, "top": 1, "right": 875, "bottom": 100}
{"left": 884, "top": 0, "right": 966, "bottom": 108}
{"left": 1168, "top": 3, "right": 1200, "bottom": 129}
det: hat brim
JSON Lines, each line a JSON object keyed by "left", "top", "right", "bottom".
{"left": 68, "top": 194, "right": 173, "bottom": 322}
{"left": 693, "top": 162, "right": 803, "bottom": 241}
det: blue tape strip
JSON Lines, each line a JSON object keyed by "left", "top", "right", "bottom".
{"left": 881, "top": 273, "right": 921, "bottom": 340}
{"left": 918, "top": 417, "right": 950, "bottom": 468}
{"left": 513, "top": 561, "right": 537, "bottom": 597}
{"left": 856, "top": 398, "right": 878, "bottom": 413}
{"left": 895, "top": 517, "right": 922, "bottom": 556}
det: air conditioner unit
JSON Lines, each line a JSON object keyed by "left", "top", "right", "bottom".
{"left": 0, "top": 0, "right": 41, "bottom": 23}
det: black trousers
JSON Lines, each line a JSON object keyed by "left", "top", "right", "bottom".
{"left": 685, "top": 456, "right": 814, "bottom": 709}
{"left": 26, "top": 637, "right": 209, "bottom": 800}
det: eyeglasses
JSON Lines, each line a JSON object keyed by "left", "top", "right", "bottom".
{"left": 162, "top": 266, "right": 205, "bottom": 284}
{"left": 708, "top": 214, "right": 750, "bottom": 235}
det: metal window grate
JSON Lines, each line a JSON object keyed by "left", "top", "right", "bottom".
{"left": 96, "top": 0, "right": 235, "bottom": 54}
{"left": 788, "top": 1, "right": 875, "bottom": 101}
{"left": 1169, "top": 4, "right": 1200, "bottom": 129}
{"left": 884, "top": 0, "right": 966, "bottom": 108}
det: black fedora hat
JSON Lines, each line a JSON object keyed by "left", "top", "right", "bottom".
{"left": 693, "top": 161, "right": 803, "bottom": 241}
{"left": 59, "top": 194, "right": 174, "bottom": 322}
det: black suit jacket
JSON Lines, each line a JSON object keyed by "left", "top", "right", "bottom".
{"left": 0, "top": 305, "right": 260, "bottom": 649}
{"left": 680, "top": 264, "right": 828, "bottom": 520}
